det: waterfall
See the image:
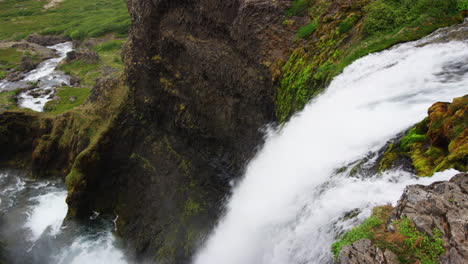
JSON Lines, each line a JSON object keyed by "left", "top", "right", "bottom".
{"left": 194, "top": 23, "right": 468, "bottom": 264}
{"left": 0, "top": 170, "right": 128, "bottom": 264}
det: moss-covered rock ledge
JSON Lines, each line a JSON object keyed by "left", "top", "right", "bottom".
{"left": 0, "top": 0, "right": 466, "bottom": 263}
{"left": 334, "top": 172, "right": 467, "bottom": 264}
{"left": 379, "top": 95, "right": 467, "bottom": 176}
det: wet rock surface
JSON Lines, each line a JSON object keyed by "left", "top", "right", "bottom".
{"left": 339, "top": 173, "right": 468, "bottom": 264}
{"left": 56, "top": 0, "right": 299, "bottom": 262}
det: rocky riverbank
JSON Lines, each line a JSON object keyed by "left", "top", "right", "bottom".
{"left": 338, "top": 172, "right": 467, "bottom": 264}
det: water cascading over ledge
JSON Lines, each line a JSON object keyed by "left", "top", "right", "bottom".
{"left": 194, "top": 21, "right": 468, "bottom": 264}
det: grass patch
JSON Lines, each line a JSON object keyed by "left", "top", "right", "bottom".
{"left": 94, "top": 39, "right": 124, "bottom": 52}
{"left": 0, "top": 0, "right": 130, "bottom": 40}
{"left": 332, "top": 205, "right": 445, "bottom": 264}
{"left": 44, "top": 86, "right": 91, "bottom": 114}
{"left": 59, "top": 60, "right": 101, "bottom": 86}
{"left": 0, "top": 47, "right": 23, "bottom": 78}
{"left": 331, "top": 205, "right": 392, "bottom": 258}
{"left": 0, "top": 91, "right": 16, "bottom": 109}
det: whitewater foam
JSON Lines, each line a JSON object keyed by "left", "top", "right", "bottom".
{"left": 194, "top": 23, "right": 468, "bottom": 264}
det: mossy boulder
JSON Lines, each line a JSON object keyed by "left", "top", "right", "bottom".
{"left": 379, "top": 96, "right": 467, "bottom": 176}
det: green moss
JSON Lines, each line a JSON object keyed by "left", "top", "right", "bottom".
{"left": 338, "top": 14, "right": 359, "bottom": 34}
{"left": 363, "top": 0, "right": 458, "bottom": 36}
{"left": 286, "top": 0, "right": 314, "bottom": 17}
{"left": 378, "top": 143, "right": 399, "bottom": 172}
{"left": 297, "top": 19, "right": 319, "bottom": 39}
{"left": 0, "top": 0, "right": 130, "bottom": 40}
{"left": 400, "top": 128, "right": 428, "bottom": 152}
{"left": 276, "top": 0, "right": 462, "bottom": 122}
{"left": 65, "top": 168, "right": 85, "bottom": 190}
{"left": 43, "top": 87, "right": 91, "bottom": 114}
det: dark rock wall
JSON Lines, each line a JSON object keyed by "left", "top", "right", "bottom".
{"left": 85, "top": 0, "right": 296, "bottom": 262}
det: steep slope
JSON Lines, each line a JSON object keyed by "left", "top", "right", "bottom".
{"left": 0, "top": 0, "right": 466, "bottom": 263}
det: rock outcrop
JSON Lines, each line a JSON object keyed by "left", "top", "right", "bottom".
{"left": 378, "top": 96, "right": 467, "bottom": 176}
{"left": 0, "top": 1, "right": 465, "bottom": 263}
{"left": 26, "top": 33, "right": 70, "bottom": 47}
{"left": 339, "top": 173, "right": 468, "bottom": 264}
{"left": 339, "top": 239, "right": 400, "bottom": 264}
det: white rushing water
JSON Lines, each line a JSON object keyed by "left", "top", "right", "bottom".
{"left": 194, "top": 23, "right": 468, "bottom": 264}
{"left": 18, "top": 42, "right": 73, "bottom": 111}
{"left": 0, "top": 170, "right": 128, "bottom": 264}
{"left": 24, "top": 187, "right": 68, "bottom": 241}
{"left": 0, "top": 42, "right": 73, "bottom": 112}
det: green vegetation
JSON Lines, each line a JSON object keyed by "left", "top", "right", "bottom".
{"left": 392, "top": 218, "right": 445, "bottom": 264}
{"left": 59, "top": 60, "right": 101, "bottom": 86}
{"left": 93, "top": 39, "right": 125, "bottom": 70}
{"left": 297, "top": 19, "right": 319, "bottom": 38}
{"left": 379, "top": 96, "right": 467, "bottom": 176}
{"left": 332, "top": 205, "right": 445, "bottom": 264}
{"left": 338, "top": 14, "right": 358, "bottom": 34}
{"left": 276, "top": 0, "right": 463, "bottom": 122}
{"left": 0, "top": 0, "right": 130, "bottom": 40}
{"left": 286, "top": 0, "right": 314, "bottom": 17}
{"left": 58, "top": 38, "right": 125, "bottom": 87}
{"left": 400, "top": 127, "right": 428, "bottom": 152}
{"left": 43, "top": 87, "right": 91, "bottom": 114}
{"left": 363, "top": 0, "right": 459, "bottom": 36}
{"left": 0, "top": 91, "right": 17, "bottom": 110}
{"left": 458, "top": 0, "right": 468, "bottom": 10}
{"left": 0, "top": 48, "right": 23, "bottom": 75}
{"left": 331, "top": 213, "right": 384, "bottom": 257}
{"left": 0, "top": 89, "right": 23, "bottom": 110}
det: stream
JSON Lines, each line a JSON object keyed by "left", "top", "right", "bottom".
{"left": 0, "top": 42, "right": 73, "bottom": 112}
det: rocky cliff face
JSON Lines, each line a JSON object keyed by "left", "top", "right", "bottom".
{"left": 110, "top": 0, "right": 300, "bottom": 262}
{"left": 0, "top": 0, "right": 465, "bottom": 263}
{"left": 339, "top": 173, "right": 468, "bottom": 264}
